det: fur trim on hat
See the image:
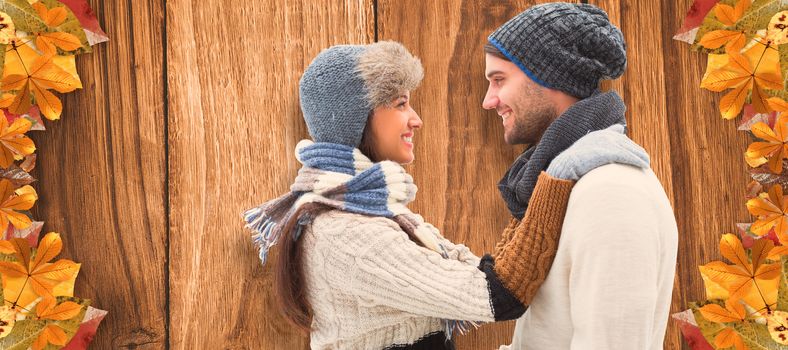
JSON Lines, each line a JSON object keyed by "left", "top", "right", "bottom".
{"left": 356, "top": 41, "right": 424, "bottom": 108}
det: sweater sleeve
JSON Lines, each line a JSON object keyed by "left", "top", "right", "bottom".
{"left": 341, "top": 172, "right": 573, "bottom": 322}
{"left": 564, "top": 182, "right": 662, "bottom": 349}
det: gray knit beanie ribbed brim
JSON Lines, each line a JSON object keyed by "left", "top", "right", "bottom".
{"left": 488, "top": 3, "right": 627, "bottom": 99}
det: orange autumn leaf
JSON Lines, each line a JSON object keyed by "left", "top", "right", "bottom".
{"left": 768, "top": 97, "right": 788, "bottom": 112}
{"left": 714, "top": 0, "right": 751, "bottom": 26}
{"left": 746, "top": 115, "right": 788, "bottom": 173}
{"left": 700, "top": 38, "right": 783, "bottom": 119}
{"left": 1, "top": 53, "right": 81, "bottom": 120}
{"left": 699, "top": 29, "right": 747, "bottom": 52}
{"left": 747, "top": 185, "right": 788, "bottom": 243}
{"left": 700, "top": 299, "right": 747, "bottom": 323}
{"left": 700, "top": 234, "right": 780, "bottom": 307}
{"left": 714, "top": 327, "right": 748, "bottom": 350}
{"left": 30, "top": 2, "right": 82, "bottom": 55}
{"left": 700, "top": 0, "right": 751, "bottom": 53}
{"left": 0, "top": 180, "right": 36, "bottom": 233}
{"left": 0, "top": 117, "right": 34, "bottom": 169}
{"left": 0, "top": 233, "right": 78, "bottom": 306}
{"left": 35, "top": 296, "right": 81, "bottom": 321}
{"left": 31, "top": 324, "right": 67, "bottom": 350}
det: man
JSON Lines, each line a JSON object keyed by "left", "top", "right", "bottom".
{"left": 483, "top": 3, "right": 679, "bottom": 349}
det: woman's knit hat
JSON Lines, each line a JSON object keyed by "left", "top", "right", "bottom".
{"left": 488, "top": 3, "right": 627, "bottom": 99}
{"left": 299, "top": 41, "right": 424, "bottom": 147}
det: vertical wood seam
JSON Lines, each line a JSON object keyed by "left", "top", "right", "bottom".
{"left": 373, "top": 0, "right": 379, "bottom": 41}
{"left": 162, "top": 0, "right": 171, "bottom": 348}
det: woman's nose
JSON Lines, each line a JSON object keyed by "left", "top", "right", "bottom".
{"left": 410, "top": 112, "right": 423, "bottom": 129}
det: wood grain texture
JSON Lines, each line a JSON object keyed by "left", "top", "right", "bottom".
{"left": 30, "top": 0, "right": 168, "bottom": 348}
{"left": 166, "top": 0, "right": 373, "bottom": 348}
{"left": 26, "top": 0, "right": 748, "bottom": 348}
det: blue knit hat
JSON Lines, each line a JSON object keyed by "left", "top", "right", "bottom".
{"left": 299, "top": 41, "right": 424, "bottom": 147}
{"left": 488, "top": 3, "right": 627, "bottom": 99}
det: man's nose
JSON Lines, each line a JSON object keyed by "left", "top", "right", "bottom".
{"left": 482, "top": 89, "right": 498, "bottom": 110}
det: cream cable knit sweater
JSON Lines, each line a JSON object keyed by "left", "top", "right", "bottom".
{"left": 500, "top": 164, "right": 678, "bottom": 350}
{"left": 303, "top": 211, "right": 491, "bottom": 349}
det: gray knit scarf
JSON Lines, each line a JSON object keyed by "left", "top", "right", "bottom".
{"left": 498, "top": 91, "right": 627, "bottom": 219}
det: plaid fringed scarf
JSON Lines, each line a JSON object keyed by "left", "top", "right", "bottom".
{"left": 244, "top": 140, "right": 477, "bottom": 336}
{"left": 244, "top": 139, "right": 448, "bottom": 264}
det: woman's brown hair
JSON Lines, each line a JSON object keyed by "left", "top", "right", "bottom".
{"left": 274, "top": 117, "right": 380, "bottom": 332}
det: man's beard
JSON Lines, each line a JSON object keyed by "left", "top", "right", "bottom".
{"left": 506, "top": 103, "right": 557, "bottom": 145}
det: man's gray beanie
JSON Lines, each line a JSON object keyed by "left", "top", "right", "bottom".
{"left": 488, "top": 2, "right": 627, "bottom": 99}
{"left": 299, "top": 41, "right": 424, "bottom": 147}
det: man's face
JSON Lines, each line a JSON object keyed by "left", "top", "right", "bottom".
{"left": 482, "top": 54, "right": 557, "bottom": 145}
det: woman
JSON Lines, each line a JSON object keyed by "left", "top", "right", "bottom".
{"left": 245, "top": 41, "right": 648, "bottom": 349}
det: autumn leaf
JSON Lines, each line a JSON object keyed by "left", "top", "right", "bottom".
{"left": 0, "top": 233, "right": 78, "bottom": 311}
{"left": 766, "top": 10, "right": 787, "bottom": 45}
{"left": 35, "top": 296, "right": 81, "bottom": 321}
{"left": 746, "top": 115, "right": 788, "bottom": 173}
{"left": 700, "top": 298, "right": 747, "bottom": 322}
{"left": 701, "top": 234, "right": 781, "bottom": 312}
{"left": 0, "top": 12, "right": 15, "bottom": 46}
{"left": 766, "top": 310, "right": 788, "bottom": 345}
{"left": 31, "top": 2, "right": 82, "bottom": 55}
{"left": 1, "top": 51, "right": 81, "bottom": 120}
{"left": 748, "top": 184, "right": 788, "bottom": 243}
{"left": 0, "top": 116, "right": 33, "bottom": 168}
{"left": 700, "top": 37, "right": 783, "bottom": 118}
{"left": 32, "top": 324, "right": 67, "bottom": 350}
{"left": 699, "top": 298, "right": 749, "bottom": 349}
{"left": 0, "top": 305, "right": 13, "bottom": 339}
{"left": 0, "top": 179, "right": 34, "bottom": 234}
{"left": 700, "top": 29, "right": 748, "bottom": 52}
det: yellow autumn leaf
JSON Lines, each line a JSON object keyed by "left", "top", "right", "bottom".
{"left": 0, "top": 180, "right": 36, "bottom": 233}
{"left": 700, "top": 300, "right": 746, "bottom": 323}
{"left": 700, "top": 234, "right": 780, "bottom": 310}
{"left": 745, "top": 115, "right": 788, "bottom": 173}
{"left": 768, "top": 97, "right": 788, "bottom": 112}
{"left": 35, "top": 296, "right": 81, "bottom": 321}
{"left": 31, "top": 324, "right": 67, "bottom": 350}
{"left": 30, "top": 2, "right": 82, "bottom": 55}
{"left": 1, "top": 53, "right": 81, "bottom": 120}
{"left": 714, "top": 327, "right": 745, "bottom": 349}
{"left": 699, "top": 30, "right": 747, "bottom": 52}
{"left": 747, "top": 185, "right": 788, "bottom": 243}
{"left": 0, "top": 117, "right": 34, "bottom": 168}
{"left": 700, "top": 37, "right": 783, "bottom": 119}
{"left": 767, "top": 11, "right": 788, "bottom": 45}
{"left": 0, "top": 12, "right": 15, "bottom": 45}
{"left": 0, "top": 305, "right": 14, "bottom": 338}
{"left": 767, "top": 310, "right": 788, "bottom": 345}
{"left": 0, "top": 233, "right": 78, "bottom": 311}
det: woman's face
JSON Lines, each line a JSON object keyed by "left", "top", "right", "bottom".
{"left": 367, "top": 92, "right": 422, "bottom": 164}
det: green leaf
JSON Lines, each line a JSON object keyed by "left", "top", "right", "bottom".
{"left": 778, "top": 256, "right": 788, "bottom": 310}
{"left": 0, "top": 0, "right": 47, "bottom": 33}
{"left": 0, "top": 296, "right": 89, "bottom": 349}
{"left": 36, "top": 0, "right": 90, "bottom": 53}
{"left": 731, "top": 319, "right": 779, "bottom": 349}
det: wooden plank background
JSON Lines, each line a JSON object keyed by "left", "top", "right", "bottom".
{"left": 26, "top": 0, "right": 755, "bottom": 348}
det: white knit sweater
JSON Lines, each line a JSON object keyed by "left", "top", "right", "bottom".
{"left": 500, "top": 164, "right": 678, "bottom": 350}
{"left": 302, "top": 210, "right": 494, "bottom": 349}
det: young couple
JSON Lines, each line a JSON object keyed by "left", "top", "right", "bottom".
{"left": 246, "top": 3, "right": 678, "bottom": 350}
